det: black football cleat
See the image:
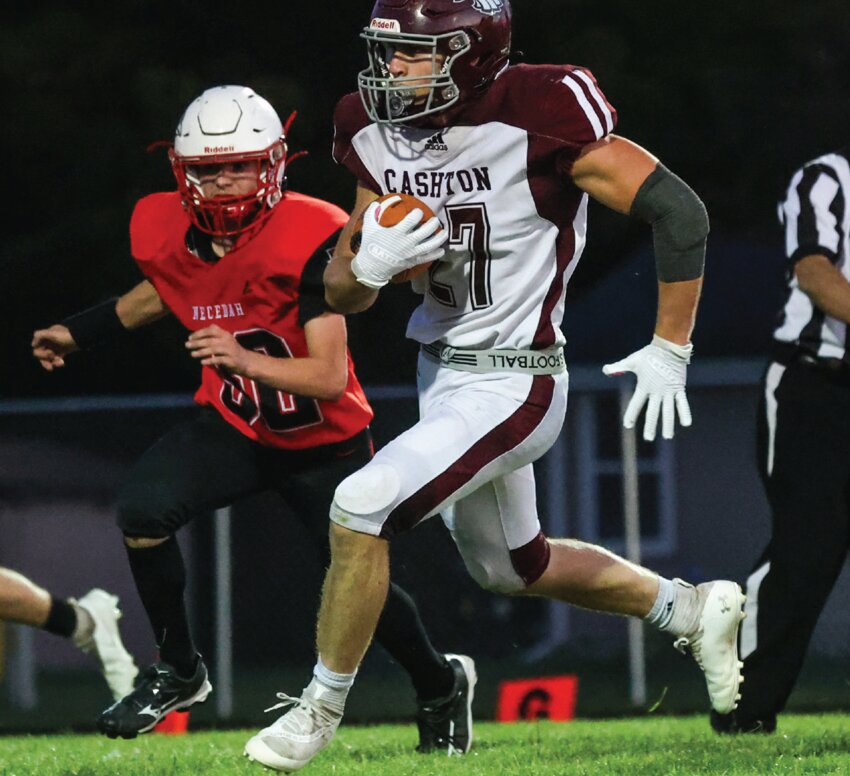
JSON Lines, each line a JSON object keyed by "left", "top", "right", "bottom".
{"left": 97, "top": 658, "right": 212, "bottom": 739}
{"left": 416, "top": 654, "right": 477, "bottom": 755}
{"left": 710, "top": 709, "right": 776, "bottom": 735}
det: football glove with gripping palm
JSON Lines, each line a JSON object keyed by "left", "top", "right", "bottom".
{"left": 351, "top": 197, "right": 446, "bottom": 289}
{"left": 603, "top": 335, "right": 693, "bottom": 441}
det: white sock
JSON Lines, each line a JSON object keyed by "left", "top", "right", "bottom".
{"left": 645, "top": 576, "right": 675, "bottom": 628}
{"left": 314, "top": 656, "right": 357, "bottom": 690}
{"left": 646, "top": 577, "right": 701, "bottom": 636}
{"left": 70, "top": 600, "right": 95, "bottom": 650}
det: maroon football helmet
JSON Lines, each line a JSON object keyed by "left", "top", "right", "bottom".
{"left": 358, "top": 0, "right": 512, "bottom": 124}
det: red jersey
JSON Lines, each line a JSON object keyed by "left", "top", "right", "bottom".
{"left": 131, "top": 191, "right": 374, "bottom": 450}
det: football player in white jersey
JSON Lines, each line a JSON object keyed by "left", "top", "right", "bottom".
{"left": 243, "top": 2, "right": 745, "bottom": 771}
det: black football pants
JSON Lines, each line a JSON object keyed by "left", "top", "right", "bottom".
{"left": 737, "top": 362, "right": 850, "bottom": 723}
{"left": 115, "top": 409, "right": 453, "bottom": 699}
{"left": 116, "top": 407, "right": 372, "bottom": 549}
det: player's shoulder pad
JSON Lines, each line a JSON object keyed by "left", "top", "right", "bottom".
{"left": 495, "top": 63, "right": 617, "bottom": 147}
{"left": 332, "top": 92, "right": 381, "bottom": 193}
{"left": 130, "top": 192, "right": 185, "bottom": 263}
{"left": 333, "top": 92, "right": 371, "bottom": 166}
{"left": 275, "top": 191, "right": 348, "bottom": 230}
{"left": 260, "top": 192, "right": 347, "bottom": 265}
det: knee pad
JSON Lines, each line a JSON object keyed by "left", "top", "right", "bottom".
{"left": 464, "top": 559, "right": 527, "bottom": 595}
{"left": 331, "top": 463, "right": 401, "bottom": 522}
{"left": 115, "top": 486, "right": 174, "bottom": 539}
{"left": 459, "top": 534, "right": 551, "bottom": 595}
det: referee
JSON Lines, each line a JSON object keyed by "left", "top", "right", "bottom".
{"left": 713, "top": 147, "right": 850, "bottom": 734}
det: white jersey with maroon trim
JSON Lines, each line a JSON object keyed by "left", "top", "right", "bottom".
{"left": 333, "top": 64, "right": 617, "bottom": 351}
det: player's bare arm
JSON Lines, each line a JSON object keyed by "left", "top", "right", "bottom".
{"left": 32, "top": 280, "right": 168, "bottom": 371}
{"left": 571, "top": 135, "right": 659, "bottom": 215}
{"left": 115, "top": 280, "right": 169, "bottom": 329}
{"left": 571, "top": 135, "right": 704, "bottom": 345}
{"left": 186, "top": 313, "right": 349, "bottom": 401}
{"left": 794, "top": 254, "right": 850, "bottom": 323}
{"left": 324, "top": 183, "right": 382, "bottom": 314}
{"left": 575, "top": 135, "right": 708, "bottom": 440}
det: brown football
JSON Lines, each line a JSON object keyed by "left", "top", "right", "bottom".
{"left": 349, "top": 192, "right": 441, "bottom": 283}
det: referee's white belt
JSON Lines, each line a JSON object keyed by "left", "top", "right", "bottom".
{"left": 421, "top": 342, "right": 566, "bottom": 375}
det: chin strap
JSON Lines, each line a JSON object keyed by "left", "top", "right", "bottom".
{"left": 145, "top": 139, "right": 173, "bottom": 154}
{"left": 283, "top": 110, "right": 309, "bottom": 169}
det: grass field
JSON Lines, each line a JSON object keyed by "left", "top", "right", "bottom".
{"left": 2, "top": 714, "right": 850, "bottom": 775}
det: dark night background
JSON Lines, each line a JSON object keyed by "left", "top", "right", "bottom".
{"left": 4, "top": 0, "right": 850, "bottom": 399}
{"left": 3, "top": 0, "right": 850, "bottom": 731}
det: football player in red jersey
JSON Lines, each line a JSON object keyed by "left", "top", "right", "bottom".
{"left": 31, "top": 85, "right": 469, "bottom": 744}
{"left": 243, "top": 2, "right": 745, "bottom": 772}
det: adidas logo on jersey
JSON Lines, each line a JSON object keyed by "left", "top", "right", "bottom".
{"left": 424, "top": 131, "right": 448, "bottom": 152}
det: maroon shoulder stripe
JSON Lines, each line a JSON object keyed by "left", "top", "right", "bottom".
{"left": 563, "top": 69, "right": 615, "bottom": 135}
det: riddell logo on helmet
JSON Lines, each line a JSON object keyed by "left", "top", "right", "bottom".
{"left": 370, "top": 18, "right": 401, "bottom": 32}
{"left": 204, "top": 145, "right": 235, "bottom": 154}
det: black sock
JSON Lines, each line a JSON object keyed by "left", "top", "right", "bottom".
{"left": 374, "top": 583, "right": 454, "bottom": 701}
{"left": 42, "top": 597, "right": 77, "bottom": 638}
{"left": 126, "top": 537, "right": 198, "bottom": 678}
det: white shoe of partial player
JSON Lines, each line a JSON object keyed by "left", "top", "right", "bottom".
{"left": 74, "top": 589, "right": 139, "bottom": 701}
{"left": 674, "top": 580, "right": 745, "bottom": 714}
{"left": 244, "top": 679, "right": 344, "bottom": 772}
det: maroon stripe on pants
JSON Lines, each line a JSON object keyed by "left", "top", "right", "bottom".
{"left": 380, "top": 375, "right": 556, "bottom": 539}
{"left": 510, "top": 530, "right": 551, "bottom": 586}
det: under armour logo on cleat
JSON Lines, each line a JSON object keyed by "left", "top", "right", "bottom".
{"left": 718, "top": 595, "right": 731, "bottom": 613}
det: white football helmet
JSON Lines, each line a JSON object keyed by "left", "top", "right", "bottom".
{"left": 170, "top": 85, "right": 286, "bottom": 238}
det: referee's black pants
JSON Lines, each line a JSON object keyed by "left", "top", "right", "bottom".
{"left": 737, "top": 361, "right": 850, "bottom": 724}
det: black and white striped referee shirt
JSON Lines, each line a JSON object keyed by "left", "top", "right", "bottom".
{"left": 774, "top": 147, "right": 850, "bottom": 359}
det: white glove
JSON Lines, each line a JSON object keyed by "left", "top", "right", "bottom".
{"left": 602, "top": 335, "right": 693, "bottom": 441}
{"left": 350, "top": 197, "right": 447, "bottom": 289}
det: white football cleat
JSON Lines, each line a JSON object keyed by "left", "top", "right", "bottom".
{"left": 674, "top": 580, "right": 745, "bottom": 714}
{"left": 244, "top": 678, "right": 344, "bottom": 772}
{"left": 74, "top": 589, "right": 139, "bottom": 701}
